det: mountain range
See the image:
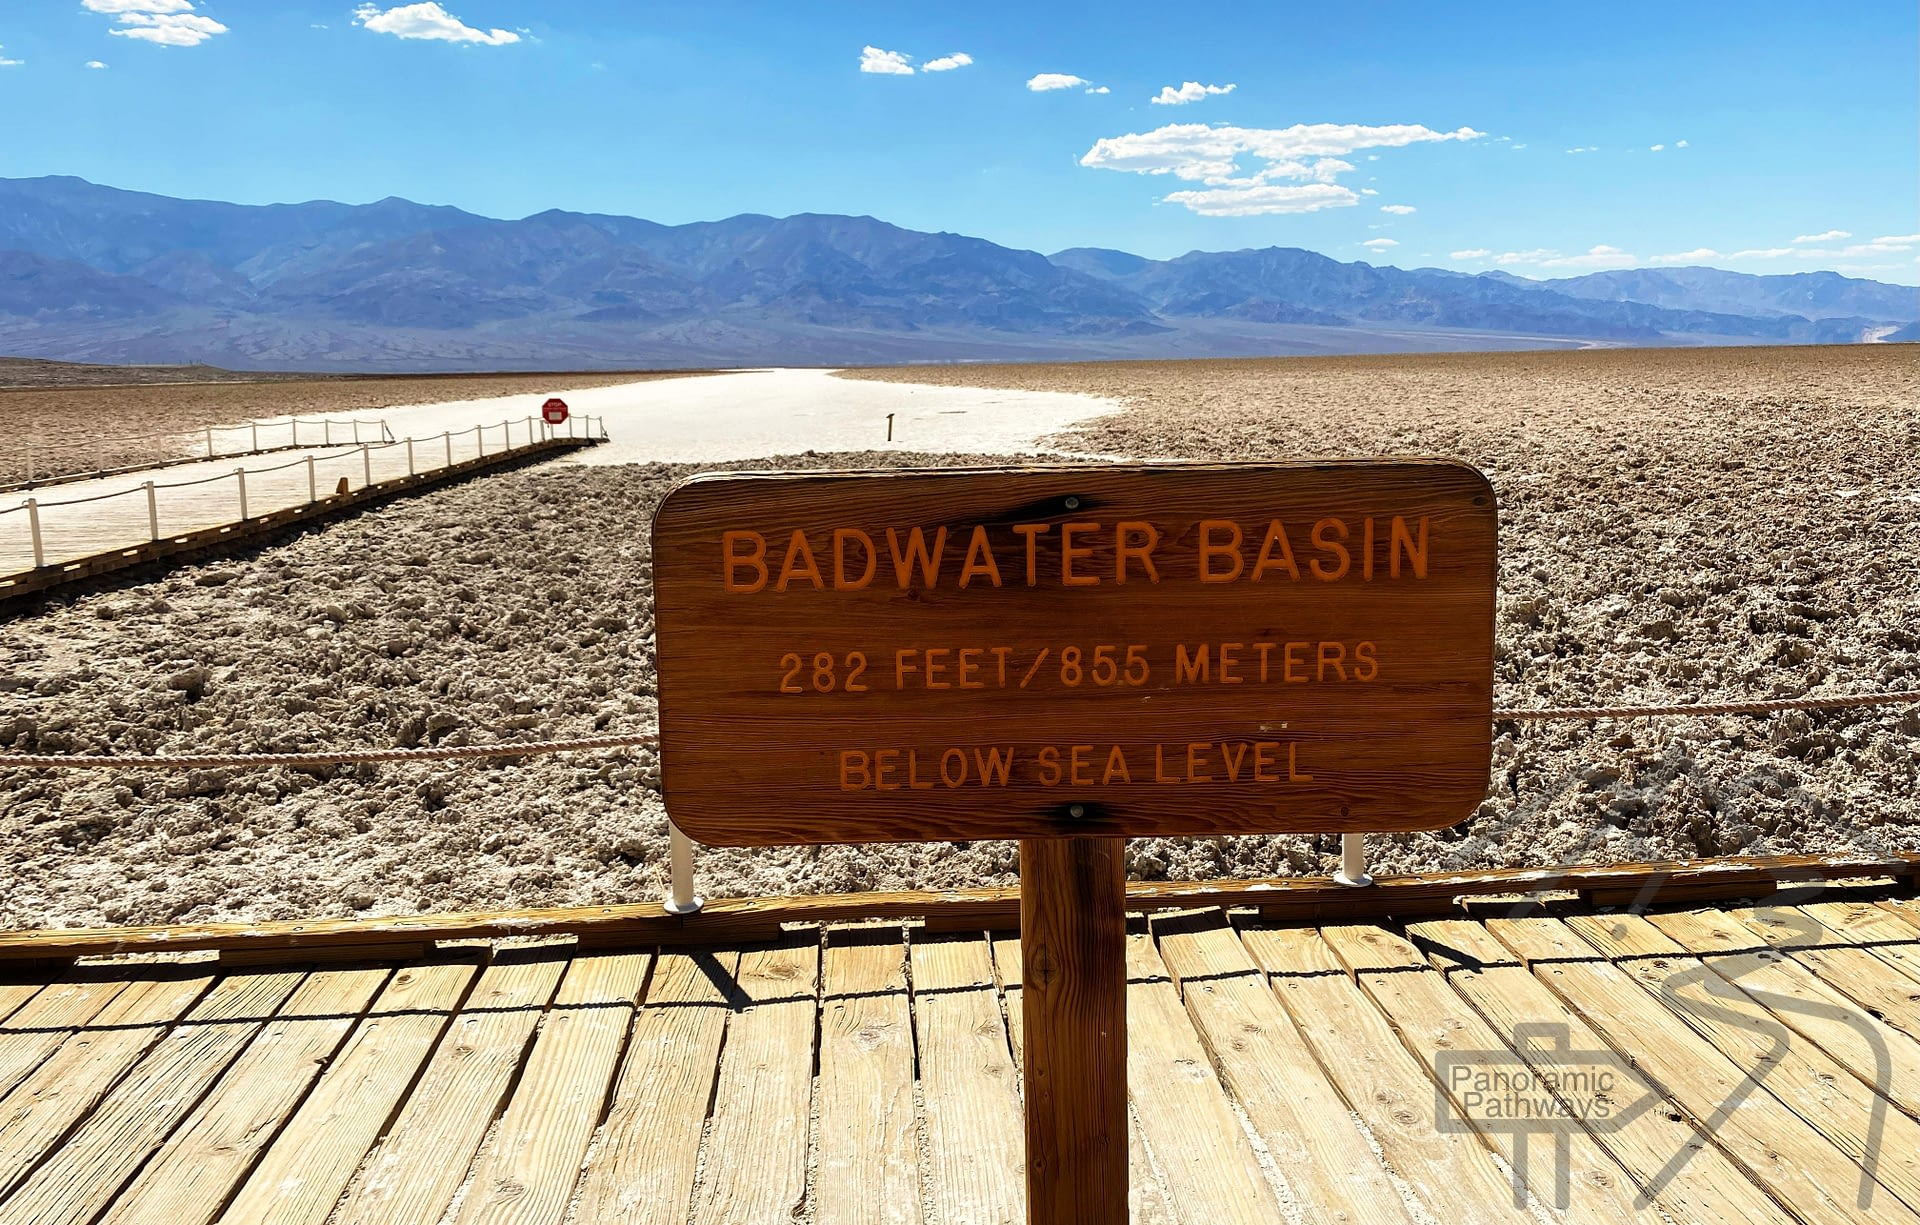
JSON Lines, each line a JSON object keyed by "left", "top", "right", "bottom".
{"left": 0, "top": 176, "right": 1912, "bottom": 371}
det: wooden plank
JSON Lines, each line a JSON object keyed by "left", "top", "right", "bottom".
{"left": 1802, "top": 900, "right": 1920, "bottom": 985}
{"left": 1148, "top": 909, "right": 1416, "bottom": 1225}
{"left": 1484, "top": 913, "right": 1920, "bottom": 1225}
{"left": 1563, "top": 910, "right": 1920, "bottom": 1211}
{"left": 1021, "top": 836, "right": 1127, "bottom": 1224}
{"left": 0, "top": 983, "right": 41, "bottom": 1026}
{"left": 1238, "top": 924, "right": 1532, "bottom": 1225}
{"left": 215, "top": 958, "right": 480, "bottom": 1225}
{"left": 1120, "top": 930, "right": 1285, "bottom": 1224}
{"left": 331, "top": 953, "right": 568, "bottom": 1225}
{"left": 0, "top": 968, "right": 215, "bottom": 1198}
{"left": 450, "top": 951, "right": 650, "bottom": 1225}
{"left": 1643, "top": 908, "right": 1920, "bottom": 1118}
{"left": 62, "top": 968, "right": 385, "bottom": 1225}
{"left": 691, "top": 939, "right": 819, "bottom": 1225}
{"left": 992, "top": 935, "right": 1176, "bottom": 1225}
{"left": 0, "top": 972, "right": 137, "bottom": 1101}
{"left": 0, "top": 853, "right": 1910, "bottom": 962}
{"left": 571, "top": 949, "right": 741, "bottom": 1225}
{"left": 910, "top": 934, "right": 1025, "bottom": 1225}
{"left": 1732, "top": 905, "right": 1920, "bottom": 1046}
{"left": 1407, "top": 917, "right": 1799, "bottom": 1225}
{"left": 0, "top": 967, "right": 306, "bottom": 1224}
{"left": 814, "top": 930, "right": 921, "bottom": 1225}
{"left": 652, "top": 463, "right": 1496, "bottom": 844}
{"left": 1323, "top": 923, "right": 1667, "bottom": 1223}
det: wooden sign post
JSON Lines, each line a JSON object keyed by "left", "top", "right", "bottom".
{"left": 651, "top": 462, "right": 1497, "bottom": 1223}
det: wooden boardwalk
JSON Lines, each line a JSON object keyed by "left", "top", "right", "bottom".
{"left": 1, "top": 892, "right": 1916, "bottom": 1223}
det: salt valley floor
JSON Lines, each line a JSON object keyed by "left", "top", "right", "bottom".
{"left": 2, "top": 896, "right": 1919, "bottom": 1224}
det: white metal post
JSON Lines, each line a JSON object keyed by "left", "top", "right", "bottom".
{"left": 478, "top": 424, "right": 486, "bottom": 459}
{"left": 291, "top": 419, "right": 299, "bottom": 447}
{"left": 352, "top": 420, "right": 361, "bottom": 444}
{"left": 235, "top": 468, "right": 248, "bottom": 520}
{"left": 251, "top": 422, "right": 259, "bottom": 452}
{"left": 205, "top": 426, "right": 215, "bottom": 458}
{"left": 144, "top": 482, "right": 158, "bottom": 541}
{"left": 25, "top": 499, "right": 43, "bottom": 569}
{"left": 444, "top": 430, "right": 453, "bottom": 468}
{"left": 361, "top": 444, "right": 372, "bottom": 488}
{"left": 306, "top": 454, "right": 317, "bottom": 503}
{"left": 1333, "top": 832, "right": 1373, "bottom": 887}
{"left": 406, "top": 437, "right": 415, "bottom": 476}
{"left": 324, "top": 420, "right": 332, "bottom": 446}
{"left": 665, "top": 822, "right": 703, "bottom": 915}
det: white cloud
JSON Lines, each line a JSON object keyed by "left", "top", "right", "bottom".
{"left": 1650, "top": 143, "right": 1665, "bottom": 152}
{"left": 354, "top": 4, "right": 519, "bottom": 45}
{"left": 1151, "top": 80, "right": 1235, "bottom": 105}
{"left": 860, "top": 45, "right": 913, "bottom": 74}
{"left": 1564, "top": 146, "right": 1598, "bottom": 154}
{"left": 1380, "top": 204, "right": 1416, "bottom": 215}
{"left": 1872, "top": 233, "right": 1919, "bottom": 245}
{"left": 1793, "top": 230, "right": 1850, "bottom": 243}
{"left": 0, "top": 49, "right": 20, "bottom": 67}
{"left": 922, "top": 52, "right": 972, "bottom": 72}
{"left": 86, "top": 60, "right": 108, "bottom": 68}
{"left": 1729, "top": 248, "right": 1796, "bottom": 259}
{"left": 1160, "top": 182, "right": 1357, "bottom": 217}
{"left": 82, "top": 0, "right": 194, "bottom": 11}
{"left": 1650, "top": 248, "right": 1721, "bottom": 264}
{"left": 1495, "top": 245, "right": 1638, "bottom": 269}
{"left": 1086, "top": 85, "right": 1109, "bottom": 94}
{"left": 1675, "top": 139, "right": 1689, "bottom": 147}
{"left": 1359, "top": 187, "right": 1378, "bottom": 195}
{"left": 1450, "top": 249, "right": 1493, "bottom": 259}
{"left": 1361, "top": 238, "right": 1399, "bottom": 250}
{"left": 1027, "top": 72, "right": 1088, "bottom": 91}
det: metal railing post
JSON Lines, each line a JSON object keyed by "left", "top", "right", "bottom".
{"left": 665, "top": 822, "right": 703, "bottom": 915}
{"left": 144, "top": 482, "right": 159, "bottom": 541}
{"left": 235, "top": 468, "right": 248, "bottom": 520}
{"left": 406, "top": 437, "right": 415, "bottom": 476}
{"left": 478, "top": 425, "right": 486, "bottom": 459}
{"left": 306, "top": 454, "right": 317, "bottom": 503}
{"left": 352, "top": 420, "right": 361, "bottom": 444}
{"left": 25, "top": 499, "right": 43, "bottom": 569}
{"left": 324, "top": 420, "right": 332, "bottom": 446}
{"left": 251, "top": 422, "right": 259, "bottom": 452}
{"left": 291, "top": 419, "right": 299, "bottom": 447}
{"left": 205, "top": 426, "right": 215, "bottom": 458}
{"left": 361, "top": 443, "right": 372, "bottom": 488}
{"left": 444, "top": 430, "right": 453, "bottom": 468}
{"left": 1333, "top": 831, "right": 1373, "bottom": 887}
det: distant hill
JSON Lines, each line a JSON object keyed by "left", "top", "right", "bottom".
{"left": 0, "top": 175, "right": 1911, "bottom": 371}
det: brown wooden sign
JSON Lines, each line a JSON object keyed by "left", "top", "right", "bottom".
{"left": 651, "top": 462, "right": 1496, "bottom": 846}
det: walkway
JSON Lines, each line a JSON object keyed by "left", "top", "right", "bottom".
{"left": 0, "top": 891, "right": 1915, "bottom": 1223}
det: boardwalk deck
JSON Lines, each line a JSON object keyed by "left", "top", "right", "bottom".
{"left": 0, "top": 885, "right": 1915, "bottom": 1223}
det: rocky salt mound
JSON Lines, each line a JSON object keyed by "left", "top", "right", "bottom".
{"left": 3, "top": 346, "right": 1917, "bottom": 927}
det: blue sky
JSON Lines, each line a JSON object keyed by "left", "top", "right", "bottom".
{"left": 2, "top": 1, "right": 1916, "bottom": 282}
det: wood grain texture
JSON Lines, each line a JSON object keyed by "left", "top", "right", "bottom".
{"left": 85, "top": 968, "right": 387, "bottom": 1225}
{"left": 572, "top": 949, "right": 740, "bottom": 1225}
{"left": 451, "top": 951, "right": 649, "bottom": 1225}
{"left": 911, "top": 934, "right": 1025, "bottom": 1225}
{"left": 1020, "top": 837, "right": 1128, "bottom": 1225}
{"left": 0, "top": 968, "right": 215, "bottom": 1200}
{"left": 1559, "top": 911, "right": 1920, "bottom": 1211}
{"left": 215, "top": 959, "right": 480, "bottom": 1225}
{"left": 1239, "top": 925, "right": 1532, "bottom": 1225}
{"left": 1482, "top": 914, "right": 1918, "bottom": 1225}
{"left": 1406, "top": 917, "right": 1800, "bottom": 1225}
{"left": 0, "top": 973, "right": 139, "bottom": 1101}
{"left": 651, "top": 462, "right": 1496, "bottom": 843}
{"left": 0, "top": 853, "right": 1909, "bottom": 963}
{"left": 1149, "top": 910, "right": 1417, "bottom": 1225}
{"left": 333, "top": 954, "right": 568, "bottom": 1225}
{"left": 991, "top": 935, "right": 1176, "bottom": 1225}
{"left": 0, "top": 967, "right": 306, "bottom": 1225}
{"left": 815, "top": 931, "right": 921, "bottom": 1225}
{"left": 1733, "top": 906, "right": 1920, "bottom": 1049}
{"left": 1121, "top": 930, "right": 1284, "bottom": 1224}
{"left": 1321, "top": 923, "right": 1662, "bottom": 1223}
{"left": 691, "top": 939, "right": 818, "bottom": 1225}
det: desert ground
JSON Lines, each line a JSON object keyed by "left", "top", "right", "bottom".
{"left": 0, "top": 362, "right": 703, "bottom": 485}
{"left": 1, "top": 345, "right": 1915, "bottom": 928}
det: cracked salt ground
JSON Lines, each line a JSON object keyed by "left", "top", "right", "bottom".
{"left": 1, "top": 345, "right": 1916, "bottom": 927}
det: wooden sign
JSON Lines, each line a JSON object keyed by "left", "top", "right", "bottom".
{"left": 651, "top": 462, "right": 1496, "bottom": 846}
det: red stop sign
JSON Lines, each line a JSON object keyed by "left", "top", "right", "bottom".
{"left": 542, "top": 397, "right": 569, "bottom": 425}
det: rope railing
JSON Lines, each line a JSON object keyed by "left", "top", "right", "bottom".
{"left": 9, "top": 416, "right": 398, "bottom": 488}
{"left": 3, "top": 415, "right": 602, "bottom": 570}
{"left": 0, "top": 687, "right": 1909, "bottom": 772}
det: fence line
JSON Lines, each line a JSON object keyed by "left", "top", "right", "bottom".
{"left": 11, "top": 415, "right": 397, "bottom": 488}
{"left": 0, "top": 687, "right": 1909, "bottom": 772}
{"left": 3, "top": 415, "right": 605, "bottom": 571}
